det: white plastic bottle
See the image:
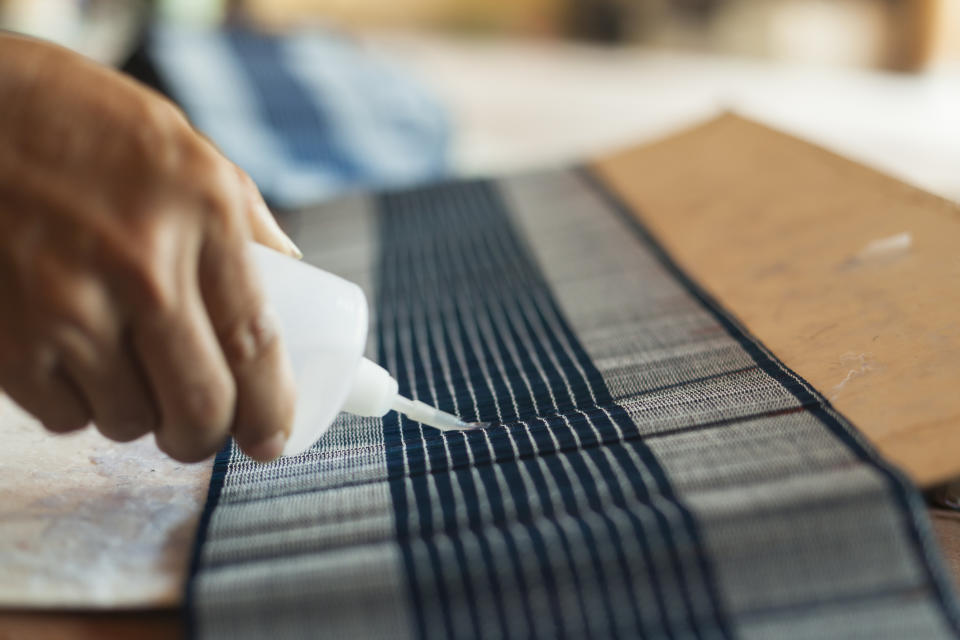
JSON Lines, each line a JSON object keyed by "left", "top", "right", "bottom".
{"left": 250, "top": 244, "right": 472, "bottom": 456}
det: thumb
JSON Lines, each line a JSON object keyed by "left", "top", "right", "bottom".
{"left": 236, "top": 167, "right": 302, "bottom": 259}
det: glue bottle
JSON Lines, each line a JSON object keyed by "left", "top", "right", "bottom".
{"left": 251, "top": 244, "right": 472, "bottom": 456}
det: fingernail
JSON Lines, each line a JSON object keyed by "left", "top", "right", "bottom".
{"left": 287, "top": 238, "right": 303, "bottom": 260}
{"left": 246, "top": 430, "right": 287, "bottom": 462}
{"left": 255, "top": 200, "right": 303, "bottom": 259}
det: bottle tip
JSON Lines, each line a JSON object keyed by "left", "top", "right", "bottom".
{"left": 392, "top": 395, "right": 485, "bottom": 431}
{"left": 423, "top": 408, "right": 477, "bottom": 431}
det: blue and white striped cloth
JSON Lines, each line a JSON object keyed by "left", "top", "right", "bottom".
{"left": 185, "top": 170, "right": 960, "bottom": 639}
{"left": 148, "top": 26, "right": 449, "bottom": 209}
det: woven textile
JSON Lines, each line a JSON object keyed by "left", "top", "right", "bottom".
{"left": 187, "top": 170, "right": 960, "bottom": 639}
{"left": 145, "top": 27, "right": 448, "bottom": 208}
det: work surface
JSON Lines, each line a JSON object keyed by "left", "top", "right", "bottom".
{"left": 1, "top": 33, "right": 959, "bottom": 635}
{"left": 0, "top": 398, "right": 208, "bottom": 608}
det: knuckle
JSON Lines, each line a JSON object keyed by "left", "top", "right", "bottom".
{"left": 132, "top": 87, "right": 185, "bottom": 125}
{"left": 184, "top": 378, "right": 234, "bottom": 428}
{"left": 130, "top": 97, "right": 241, "bottom": 232}
{"left": 28, "top": 261, "right": 112, "bottom": 337}
{"left": 118, "top": 234, "right": 181, "bottom": 314}
{"left": 44, "top": 297, "right": 114, "bottom": 361}
{"left": 129, "top": 265, "right": 177, "bottom": 315}
{"left": 49, "top": 324, "right": 100, "bottom": 369}
{"left": 177, "top": 133, "right": 216, "bottom": 177}
{"left": 47, "top": 317, "right": 97, "bottom": 353}
{"left": 125, "top": 94, "right": 191, "bottom": 173}
{"left": 159, "top": 374, "right": 235, "bottom": 449}
{"left": 234, "top": 166, "right": 256, "bottom": 192}
{"left": 201, "top": 186, "right": 244, "bottom": 238}
{"left": 218, "top": 306, "right": 279, "bottom": 367}
{"left": 152, "top": 96, "right": 191, "bottom": 134}
{"left": 183, "top": 150, "right": 244, "bottom": 235}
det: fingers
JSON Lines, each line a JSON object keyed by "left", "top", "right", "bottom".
{"left": 36, "top": 273, "right": 159, "bottom": 443}
{"left": 235, "top": 167, "right": 302, "bottom": 259}
{"left": 0, "top": 269, "right": 90, "bottom": 434}
{"left": 0, "top": 43, "right": 301, "bottom": 464}
{"left": 132, "top": 270, "right": 236, "bottom": 463}
{"left": 198, "top": 232, "right": 296, "bottom": 462}
{"left": 122, "top": 165, "right": 294, "bottom": 463}
{"left": 58, "top": 332, "right": 157, "bottom": 443}
{"left": 0, "top": 359, "right": 90, "bottom": 433}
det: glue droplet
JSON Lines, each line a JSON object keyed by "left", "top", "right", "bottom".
{"left": 458, "top": 421, "right": 490, "bottom": 431}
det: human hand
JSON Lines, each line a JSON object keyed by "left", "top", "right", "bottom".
{"left": 0, "top": 34, "right": 299, "bottom": 462}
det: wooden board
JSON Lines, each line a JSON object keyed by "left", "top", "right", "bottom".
{"left": 593, "top": 113, "right": 960, "bottom": 488}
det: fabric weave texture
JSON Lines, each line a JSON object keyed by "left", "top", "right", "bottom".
{"left": 187, "top": 170, "right": 960, "bottom": 639}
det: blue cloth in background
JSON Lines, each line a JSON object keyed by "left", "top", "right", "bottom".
{"left": 148, "top": 26, "right": 449, "bottom": 209}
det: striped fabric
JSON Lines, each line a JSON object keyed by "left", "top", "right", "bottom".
{"left": 146, "top": 26, "right": 448, "bottom": 209}
{"left": 187, "top": 170, "right": 960, "bottom": 639}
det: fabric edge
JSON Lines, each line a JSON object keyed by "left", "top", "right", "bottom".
{"left": 576, "top": 164, "right": 960, "bottom": 636}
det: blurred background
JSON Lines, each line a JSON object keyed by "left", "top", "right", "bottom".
{"left": 1, "top": 0, "right": 959, "bottom": 203}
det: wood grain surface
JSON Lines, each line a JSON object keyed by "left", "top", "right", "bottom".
{"left": 593, "top": 114, "right": 960, "bottom": 488}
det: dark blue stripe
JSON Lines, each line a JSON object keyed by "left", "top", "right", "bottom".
{"left": 183, "top": 440, "right": 234, "bottom": 640}
{"left": 406, "top": 187, "right": 543, "bottom": 637}
{"left": 380, "top": 189, "right": 531, "bottom": 638}
{"left": 443, "top": 228, "right": 600, "bottom": 635}
{"left": 375, "top": 179, "right": 734, "bottom": 638}
{"left": 440, "top": 183, "right": 631, "bottom": 637}
{"left": 399, "top": 200, "right": 484, "bottom": 638}
{"left": 410, "top": 245, "right": 481, "bottom": 636}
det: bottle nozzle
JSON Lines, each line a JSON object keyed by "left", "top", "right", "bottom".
{"left": 390, "top": 395, "right": 479, "bottom": 431}
{"left": 341, "top": 358, "right": 481, "bottom": 431}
